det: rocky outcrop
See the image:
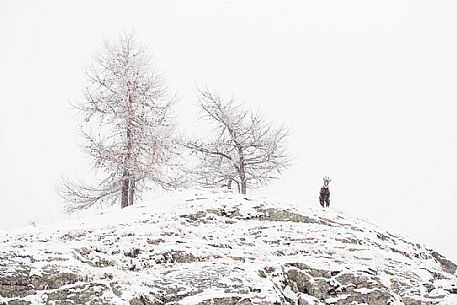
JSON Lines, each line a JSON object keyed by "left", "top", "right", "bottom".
{"left": 1, "top": 190, "right": 456, "bottom": 305}
{"left": 431, "top": 251, "right": 457, "bottom": 275}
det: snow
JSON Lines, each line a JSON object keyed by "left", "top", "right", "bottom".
{"left": 0, "top": 188, "right": 456, "bottom": 305}
{"left": 440, "top": 295, "right": 457, "bottom": 305}
{"left": 353, "top": 288, "right": 375, "bottom": 294}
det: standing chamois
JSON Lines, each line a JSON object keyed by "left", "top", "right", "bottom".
{"left": 319, "top": 176, "right": 331, "bottom": 208}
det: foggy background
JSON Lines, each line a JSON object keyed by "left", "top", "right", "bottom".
{"left": 1, "top": 0, "right": 457, "bottom": 261}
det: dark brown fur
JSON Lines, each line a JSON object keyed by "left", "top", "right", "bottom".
{"left": 319, "top": 176, "right": 331, "bottom": 208}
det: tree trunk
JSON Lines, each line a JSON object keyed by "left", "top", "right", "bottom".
{"left": 237, "top": 146, "right": 247, "bottom": 194}
{"left": 128, "top": 179, "right": 135, "bottom": 206}
{"left": 122, "top": 93, "right": 134, "bottom": 208}
{"left": 239, "top": 165, "right": 247, "bottom": 194}
{"left": 240, "top": 179, "right": 247, "bottom": 194}
{"left": 121, "top": 170, "right": 129, "bottom": 208}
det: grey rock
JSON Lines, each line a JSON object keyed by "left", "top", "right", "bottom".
{"left": 130, "top": 295, "right": 156, "bottom": 305}
{"left": 0, "top": 267, "right": 35, "bottom": 298}
{"left": 197, "top": 297, "right": 241, "bottom": 305}
{"left": 307, "top": 278, "right": 333, "bottom": 300}
{"left": 46, "top": 283, "right": 108, "bottom": 305}
{"left": 7, "top": 300, "right": 31, "bottom": 305}
{"left": 431, "top": 251, "right": 457, "bottom": 274}
{"left": 155, "top": 250, "right": 204, "bottom": 264}
{"left": 255, "top": 208, "right": 325, "bottom": 225}
{"left": 402, "top": 296, "right": 434, "bottom": 305}
{"left": 30, "top": 271, "right": 82, "bottom": 290}
{"left": 287, "top": 268, "right": 312, "bottom": 294}
{"left": 334, "top": 289, "right": 391, "bottom": 305}
{"left": 287, "top": 263, "right": 337, "bottom": 278}
{"left": 147, "top": 238, "right": 165, "bottom": 245}
{"left": 336, "top": 273, "right": 382, "bottom": 290}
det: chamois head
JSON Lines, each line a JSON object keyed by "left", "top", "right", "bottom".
{"left": 323, "top": 176, "right": 331, "bottom": 188}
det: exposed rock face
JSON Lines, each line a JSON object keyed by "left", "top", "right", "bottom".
{"left": 1, "top": 190, "right": 457, "bottom": 305}
{"left": 431, "top": 251, "right": 457, "bottom": 275}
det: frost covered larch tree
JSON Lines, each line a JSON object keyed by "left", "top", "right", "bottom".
{"left": 186, "top": 87, "right": 291, "bottom": 194}
{"left": 59, "top": 33, "right": 178, "bottom": 212}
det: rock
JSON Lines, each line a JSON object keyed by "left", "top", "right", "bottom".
{"left": 197, "top": 297, "right": 241, "bottom": 305}
{"left": 307, "top": 278, "right": 333, "bottom": 300}
{"left": 124, "top": 248, "right": 141, "bottom": 258}
{"left": 46, "top": 283, "right": 108, "bottom": 305}
{"left": 338, "top": 289, "right": 391, "bottom": 305}
{"left": 30, "top": 271, "right": 82, "bottom": 290}
{"left": 258, "top": 270, "right": 267, "bottom": 278}
{"left": 336, "top": 273, "right": 382, "bottom": 290}
{"left": 255, "top": 208, "right": 324, "bottom": 225}
{"left": 287, "top": 268, "right": 312, "bottom": 294}
{"left": 431, "top": 251, "right": 457, "bottom": 274}
{"left": 78, "top": 247, "right": 92, "bottom": 255}
{"left": 236, "top": 299, "right": 252, "bottom": 305}
{"left": 130, "top": 295, "right": 156, "bottom": 305}
{"left": 0, "top": 267, "right": 35, "bottom": 298}
{"left": 154, "top": 250, "right": 204, "bottom": 264}
{"left": 287, "top": 263, "right": 335, "bottom": 278}
{"left": 180, "top": 211, "right": 207, "bottom": 222}
{"left": 297, "top": 296, "right": 315, "bottom": 305}
{"left": 74, "top": 248, "right": 115, "bottom": 267}
{"left": 402, "top": 296, "right": 434, "bottom": 305}
{"left": 7, "top": 300, "right": 31, "bottom": 305}
{"left": 448, "top": 288, "right": 457, "bottom": 294}
{"left": 147, "top": 238, "right": 165, "bottom": 245}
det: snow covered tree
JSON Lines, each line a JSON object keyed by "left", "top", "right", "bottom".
{"left": 186, "top": 87, "right": 291, "bottom": 194}
{"left": 59, "top": 33, "right": 179, "bottom": 212}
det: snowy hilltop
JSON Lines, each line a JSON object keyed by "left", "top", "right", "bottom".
{"left": 1, "top": 189, "right": 456, "bottom": 305}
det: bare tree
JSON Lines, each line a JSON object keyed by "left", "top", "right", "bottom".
{"left": 186, "top": 87, "right": 291, "bottom": 194}
{"left": 58, "top": 33, "right": 179, "bottom": 212}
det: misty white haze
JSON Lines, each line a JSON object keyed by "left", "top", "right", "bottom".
{"left": 1, "top": 0, "right": 457, "bottom": 263}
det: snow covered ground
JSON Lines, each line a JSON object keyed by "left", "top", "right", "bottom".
{"left": 1, "top": 189, "right": 456, "bottom": 305}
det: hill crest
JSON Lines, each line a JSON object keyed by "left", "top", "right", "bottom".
{"left": 1, "top": 189, "right": 456, "bottom": 305}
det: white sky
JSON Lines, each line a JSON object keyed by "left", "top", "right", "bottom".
{"left": 1, "top": 0, "right": 457, "bottom": 262}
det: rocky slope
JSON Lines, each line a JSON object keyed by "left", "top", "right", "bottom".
{"left": 1, "top": 189, "right": 457, "bottom": 305}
